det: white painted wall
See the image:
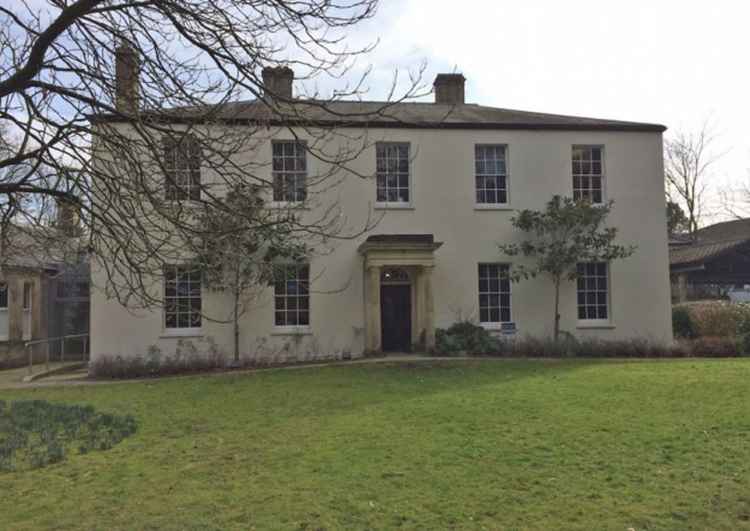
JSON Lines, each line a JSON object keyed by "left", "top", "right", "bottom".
{"left": 90, "top": 126, "right": 672, "bottom": 361}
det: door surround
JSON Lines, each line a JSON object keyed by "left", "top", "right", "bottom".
{"left": 358, "top": 234, "right": 443, "bottom": 353}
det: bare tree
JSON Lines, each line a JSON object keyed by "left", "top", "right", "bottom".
{"left": 664, "top": 122, "right": 721, "bottom": 236}
{"left": 192, "top": 183, "right": 305, "bottom": 363}
{"left": 0, "top": 1, "right": 426, "bottom": 313}
{"left": 720, "top": 168, "right": 750, "bottom": 220}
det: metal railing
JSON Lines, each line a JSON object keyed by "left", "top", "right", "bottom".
{"left": 25, "top": 333, "right": 89, "bottom": 376}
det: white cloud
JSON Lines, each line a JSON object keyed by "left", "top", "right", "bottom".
{"left": 353, "top": 0, "right": 750, "bottom": 222}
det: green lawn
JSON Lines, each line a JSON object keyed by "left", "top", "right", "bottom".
{"left": 1, "top": 359, "right": 749, "bottom": 530}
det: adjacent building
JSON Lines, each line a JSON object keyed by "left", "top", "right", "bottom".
{"left": 670, "top": 218, "right": 750, "bottom": 302}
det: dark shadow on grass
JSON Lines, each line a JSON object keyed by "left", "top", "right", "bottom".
{"left": 191, "top": 358, "right": 609, "bottom": 421}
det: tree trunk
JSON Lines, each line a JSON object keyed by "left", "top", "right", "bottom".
{"left": 553, "top": 276, "right": 561, "bottom": 342}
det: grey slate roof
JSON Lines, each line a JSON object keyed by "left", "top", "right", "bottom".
{"left": 95, "top": 100, "right": 666, "bottom": 132}
{"left": 669, "top": 219, "right": 750, "bottom": 267}
{"left": 0, "top": 225, "right": 82, "bottom": 271}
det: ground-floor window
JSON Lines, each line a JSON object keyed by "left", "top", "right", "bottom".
{"left": 22, "top": 282, "right": 32, "bottom": 340}
{"left": 274, "top": 264, "right": 310, "bottom": 327}
{"left": 478, "top": 263, "right": 511, "bottom": 323}
{"left": 164, "top": 265, "right": 202, "bottom": 330}
{"left": 0, "top": 283, "right": 7, "bottom": 340}
{"left": 577, "top": 262, "right": 609, "bottom": 320}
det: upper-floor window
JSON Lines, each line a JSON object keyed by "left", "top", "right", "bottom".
{"left": 164, "top": 265, "right": 202, "bottom": 330}
{"left": 272, "top": 140, "right": 307, "bottom": 203}
{"left": 376, "top": 142, "right": 410, "bottom": 204}
{"left": 163, "top": 135, "right": 201, "bottom": 201}
{"left": 572, "top": 145, "right": 604, "bottom": 204}
{"left": 576, "top": 262, "right": 609, "bottom": 321}
{"left": 274, "top": 263, "right": 310, "bottom": 327}
{"left": 478, "top": 263, "right": 511, "bottom": 324}
{"left": 475, "top": 145, "right": 508, "bottom": 205}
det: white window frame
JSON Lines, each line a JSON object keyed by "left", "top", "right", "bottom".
{"left": 576, "top": 261, "right": 611, "bottom": 326}
{"left": 22, "top": 281, "right": 32, "bottom": 341}
{"left": 374, "top": 142, "right": 413, "bottom": 209}
{"left": 474, "top": 144, "right": 510, "bottom": 208}
{"left": 271, "top": 140, "right": 308, "bottom": 205}
{"left": 572, "top": 145, "right": 605, "bottom": 205}
{"left": 272, "top": 263, "right": 311, "bottom": 333}
{"left": 163, "top": 265, "right": 203, "bottom": 335}
{"left": 0, "top": 282, "right": 8, "bottom": 341}
{"left": 478, "top": 263, "right": 512, "bottom": 329}
{"left": 164, "top": 134, "right": 202, "bottom": 201}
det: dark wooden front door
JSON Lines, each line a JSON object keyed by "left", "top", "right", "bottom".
{"left": 380, "top": 284, "right": 411, "bottom": 352}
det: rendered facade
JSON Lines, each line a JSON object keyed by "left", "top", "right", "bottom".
{"left": 90, "top": 66, "right": 673, "bottom": 362}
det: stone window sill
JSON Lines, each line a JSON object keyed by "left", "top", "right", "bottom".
{"left": 576, "top": 321, "right": 616, "bottom": 330}
{"left": 271, "top": 326, "right": 313, "bottom": 336}
{"left": 269, "top": 201, "right": 310, "bottom": 210}
{"left": 160, "top": 328, "right": 204, "bottom": 339}
{"left": 374, "top": 202, "right": 414, "bottom": 210}
{"left": 474, "top": 204, "right": 514, "bottom": 211}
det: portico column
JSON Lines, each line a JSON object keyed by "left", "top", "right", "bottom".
{"left": 366, "top": 265, "right": 381, "bottom": 353}
{"left": 423, "top": 266, "right": 435, "bottom": 350}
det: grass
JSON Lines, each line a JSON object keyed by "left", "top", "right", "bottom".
{"left": 0, "top": 359, "right": 749, "bottom": 530}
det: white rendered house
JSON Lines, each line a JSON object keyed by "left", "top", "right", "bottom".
{"left": 90, "top": 65, "right": 672, "bottom": 362}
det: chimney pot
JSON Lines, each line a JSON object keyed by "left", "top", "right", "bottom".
{"left": 433, "top": 73, "right": 466, "bottom": 105}
{"left": 262, "top": 66, "right": 294, "bottom": 100}
{"left": 115, "top": 44, "right": 139, "bottom": 114}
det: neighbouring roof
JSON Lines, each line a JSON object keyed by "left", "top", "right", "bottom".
{"left": 0, "top": 225, "right": 85, "bottom": 272}
{"left": 669, "top": 219, "right": 750, "bottom": 267}
{"left": 92, "top": 100, "right": 666, "bottom": 132}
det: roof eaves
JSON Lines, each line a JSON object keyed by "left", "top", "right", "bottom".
{"left": 89, "top": 113, "right": 666, "bottom": 132}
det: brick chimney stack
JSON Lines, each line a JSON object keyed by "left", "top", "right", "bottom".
{"left": 56, "top": 197, "right": 81, "bottom": 237}
{"left": 433, "top": 73, "right": 466, "bottom": 105}
{"left": 115, "top": 43, "right": 139, "bottom": 114}
{"left": 262, "top": 66, "right": 294, "bottom": 100}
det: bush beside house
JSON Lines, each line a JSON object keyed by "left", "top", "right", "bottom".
{"left": 435, "top": 319, "right": 747, "bottom": 358}
{"left": 672, "top": 301, "right": 750, "bottom": 356}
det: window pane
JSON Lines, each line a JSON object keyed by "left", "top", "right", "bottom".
{"left": 274, "top": 263, "right": 310, "bottom": 327}
{"left": 475, "top": 145, "right": 508, "bottom": 204}
{"left": 477, "top": 263, "right": 511, "bottom": 323}
{"left": 272, "top": 141, "right": 307, "bottom": 203}
{"left": 376, "top": 143, "right": 410, "bottom": 203}
{"left": 576, "top": 262, "right": 608, "bottom": 321}
{"left": 0, "top": 284, "right": 8, "bottom": 309}
{"left": 164, "top": 136, "right": 201, "bottom": 201}
{"left": 572, "top": 145, "right": 604, "bottom": 203}
{"left": 164, "top": 265, "right": 201, "bottom": 329}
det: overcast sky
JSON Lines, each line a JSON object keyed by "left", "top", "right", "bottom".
{"left": 12, "top": 0, "right": 749, "bottom": 223}
{"left": 338, "top": 0, "right": 749, "bottom": 223}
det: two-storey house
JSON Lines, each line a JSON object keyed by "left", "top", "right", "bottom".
{"left": 90, "top": 63, "right": 672, "bottom": 363}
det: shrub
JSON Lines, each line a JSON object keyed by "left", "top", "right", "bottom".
{"left": 739, "top": 334, "right": 750, "bottom": 357}
{"left": 688, "top": 336, "right": 739, "bottom": 357}
{"left": 680, "top": 301, "right": 750, "bottom": 338}
{"left": 672, "top": 307, "right": 696, "bottom": 338}
{"left": 431, "top": 324, "right": 735, "bottom": 358}
{"left": 0, "top": 400, "right": 136, "bottom": 472}
{"left": 434, "top": 321, "right": 502, "bottom": 356}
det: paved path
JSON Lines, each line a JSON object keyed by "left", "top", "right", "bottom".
{"left": 0, "top": 362, "right": 82, "bottom": 388}
{"left": 0, "top": 354, "right": 472, "bottom": 390}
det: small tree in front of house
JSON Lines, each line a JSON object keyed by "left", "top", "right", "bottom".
{"left": 194, "top": 184, "right": 305, "bottom": 364}
{"left": 499, "top": 196, "right": 635, "bottom": 342}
